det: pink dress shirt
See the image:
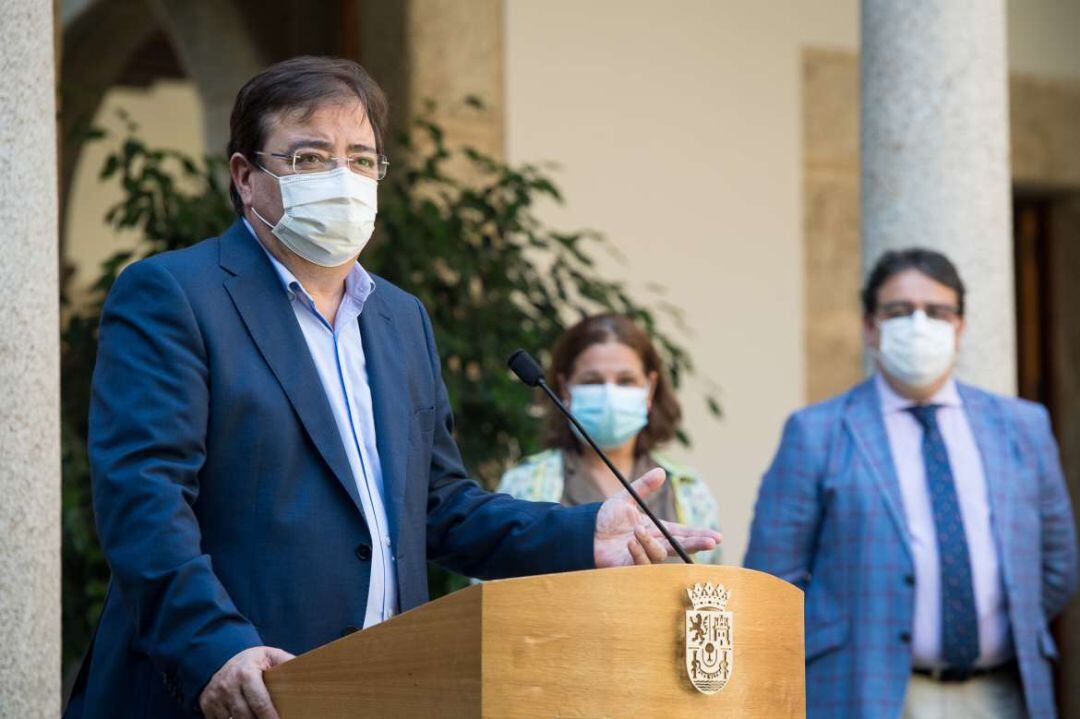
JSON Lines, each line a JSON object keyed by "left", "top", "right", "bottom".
{"left": 875, "top": 374, "right": 1012, "bottom": 669}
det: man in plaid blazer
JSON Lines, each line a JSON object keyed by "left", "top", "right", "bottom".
{"left": 745, "top": 248, "right": 1077, "bottom": 718}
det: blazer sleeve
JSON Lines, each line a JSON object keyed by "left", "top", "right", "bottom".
{"left": 414, "top": 298, "right": 600, "bottom": 580}
{"left": 1027, "top": 404, "right": 1080, "bottom": 619}
{"left": 743, "top": 411, "right": 826, "bottom": 590}
{"left": 89, "top": 261, "right": 262, "bottom": 709}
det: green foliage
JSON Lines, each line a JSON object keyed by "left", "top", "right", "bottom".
{"left": 60, "top": 105, "right": 719, "bottom": 667}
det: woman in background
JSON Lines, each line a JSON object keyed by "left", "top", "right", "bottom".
{"left": 498, "top": 314, "right": 722, "bottom": 563}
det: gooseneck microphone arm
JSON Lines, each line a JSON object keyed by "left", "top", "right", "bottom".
{"left": 507, "top": 349, "right": 693, "bottom": 564}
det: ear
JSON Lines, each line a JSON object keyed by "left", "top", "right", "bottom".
{"left": 863, "top": 313, "right": 881, "bottom": 351}
{"left": 645, "top": 371, "right": 659, "bottom": 409}
{"left": 229, "top": 152, "right": 257, "bottom": 210}
{"left": 954, "top": 315, "right": 967, "bottom": 347}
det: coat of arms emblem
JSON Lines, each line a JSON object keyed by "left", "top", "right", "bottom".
{"left": 685, "top": 582, "right": 733, "bottom": 695}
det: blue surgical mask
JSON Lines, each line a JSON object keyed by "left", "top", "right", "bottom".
{"left": 568, "top": 383, "right": 650, "bottom": 449}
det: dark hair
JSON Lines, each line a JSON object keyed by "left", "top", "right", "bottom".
{"left": 226, "top": 56, "right": 389, "bottom": 214}
{"left": 861, "top": 248, "right": 966, "bottom": 316}
{"left": 547, "top": 314, "right": 682, "bottom": 455}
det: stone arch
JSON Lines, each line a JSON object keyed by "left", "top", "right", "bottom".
{"left": 60, "top": 0, "right": 160, "bottom": 243}
{"left": 147, "top": 0, "right": 264, "bottom": 157}
{"left": 60, "top": 0, "right": 265, "bottom": 251}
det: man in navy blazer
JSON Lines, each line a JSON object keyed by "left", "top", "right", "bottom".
{"left": 64, "top": 57, "right": 720, "bottom": 719}
{"left": 746, "top": 248, "right": 1077, "bottom": 718}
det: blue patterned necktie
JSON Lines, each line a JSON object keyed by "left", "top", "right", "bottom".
{"left": 907, "top": 404, "right": 980, "bottom": 668}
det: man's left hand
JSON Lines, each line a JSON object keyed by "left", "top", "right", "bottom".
{"left": 594, "top": 468, "right": 722, "bottom": 567}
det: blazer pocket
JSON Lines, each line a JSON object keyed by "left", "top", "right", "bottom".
{"left": 1039, "top": 627, "right": 1060, "bottom": 662}
{"left": 412, "top": 405, "right": 436, "bottom": 436}
{"left": 805, "top": 616, "right": 850, "bottom": 663}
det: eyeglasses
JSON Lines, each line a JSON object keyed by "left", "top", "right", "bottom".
{"left": 255, "top": 149, "right": 389, "bottom": 180}
{"left": 877, "top": 301, "right": 961, "bottom": 322}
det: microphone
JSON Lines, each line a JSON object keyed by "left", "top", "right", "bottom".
{"left": 507, "top": 349, "right": 693, "bottom": 564}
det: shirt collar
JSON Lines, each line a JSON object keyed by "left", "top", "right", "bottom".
{"left": 875, "top": 372, "right": 962, "bottom": 414}
{"left": 242, "top": 217, "right": 376, "bottom": 312}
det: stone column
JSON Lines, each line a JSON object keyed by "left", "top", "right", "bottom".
{"left": 0, "top": 0, "right": 61, "bottom": 716}
{"left": 860, "top": 0, "right": 1015, "bottom": 395}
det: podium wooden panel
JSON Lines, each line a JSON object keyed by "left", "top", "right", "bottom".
{"left": 265, "top": 565, "right": 804, "bottom": 718}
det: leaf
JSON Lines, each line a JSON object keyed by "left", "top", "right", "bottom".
{"left": 99, "top": 155, "right": 119, "bottom": 179}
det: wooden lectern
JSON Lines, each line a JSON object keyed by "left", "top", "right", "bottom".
{"left": 266, "top": 564, "right": 804, "bottom": 717}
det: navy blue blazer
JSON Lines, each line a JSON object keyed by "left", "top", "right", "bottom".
{"left": 65, "top": 220, "right": 599, "bottom": 718}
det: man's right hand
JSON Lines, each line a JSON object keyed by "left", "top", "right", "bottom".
{"left": 199, "top": 646, "right": 295, "bottom": 719}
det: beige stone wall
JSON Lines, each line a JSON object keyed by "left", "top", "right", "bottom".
{"left": 803, "top": 49, "right": 861, "bottom": 403}
{"left": 1007, "top": 0, "right": 1080, "bottom": 80}
{"left": 1012, "top": 76, "right": 1080, "bottom": 188}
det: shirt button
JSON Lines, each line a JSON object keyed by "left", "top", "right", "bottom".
{"left": 899, "top": 631, "right": 912, "bottom": 644}
{"left": 384, "top": 536, "right": 391, "bottom": 547}
{"left": 903, "top": 574, "right": 915, "bottom": 587}
{"left": 355, "top": 543, "right": 372, "bottom": 561}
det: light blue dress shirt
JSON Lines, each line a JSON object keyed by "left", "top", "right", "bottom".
{"left": 876, "top": 374, "right": 1011, "bottom": 669}
{"left": 245, "top": 220, "right": 397, "bottom": 629}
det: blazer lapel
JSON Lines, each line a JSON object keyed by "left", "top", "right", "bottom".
{"left": 957, "top": 384, "right": 1015, "bottom": 584}
{"left": 218, "top": 221, "right": 365, "bottom": 515}
{"left": 843, "top": 378, "right": 914, "bottom": 558}
{"left": 358, "top": 288, "right": 409, "bottom": 546}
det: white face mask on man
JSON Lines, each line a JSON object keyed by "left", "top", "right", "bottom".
{"left": 251, "top": 165, "right": 378, "bottom": 267}
{"left": 876, "top": 309, "right": 957, "bottom": 389}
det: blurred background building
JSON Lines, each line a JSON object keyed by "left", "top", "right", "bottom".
{"left": 2, "top": 0, "right": 1078, "bottom": 715}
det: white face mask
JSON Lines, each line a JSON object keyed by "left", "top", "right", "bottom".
{"left": 252, "top": 166, "right": 377, "bottom": 267}
{"left": 876, "top": 309, "right": 957, "bottom": 389}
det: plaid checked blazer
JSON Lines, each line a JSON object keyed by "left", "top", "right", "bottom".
{"left": 744, "top": 378, "right": 1078, "bottom": 719}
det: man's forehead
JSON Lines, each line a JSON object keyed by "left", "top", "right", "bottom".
{"left": 265, "top": 99, "right": 375, "bottom": 141}
{"left": 879, "top": 269, "right": 958, "bottom": 300}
